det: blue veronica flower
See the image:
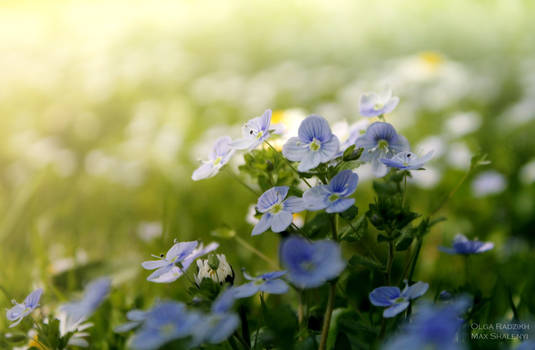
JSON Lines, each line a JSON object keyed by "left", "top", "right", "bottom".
{"left": 280, "top": 236, "right": 346, "bottom": 289}
{"left": 359, "top": 89, "right": 399, "bottom": 118}
{"left": 190, "top": 290, "right": 240, "bottom": 347}
{"left": 233, "top": 270, "right": 289, "bottom": 298}
{"left": 252, "top": 186, "right": 305, "bottom": 236}
{"left": 142, "top": 240, "right": 219, "bottom": 283}
{"left": 231, "top": 109, "right": 281, "bottom": 151}
{"left": 303, "top": 170, "right": 359, "bottom": 213}
{"left": 114, "top": 310, "right": 148, "bottom": 333}
{"left": 130, "top": 302, "right": 201, "bottom": 350}
{"left": 337, "top": 120, "right": 368, "bottom": 156}
{"left": 6, "top": 288, "right": 43, "bottom": 328}
{"left": 369, "top": 281, "right": 429, "bottom": 318}
{"left": 439, "top": 234, "right": 494, "bottom": 255}
{"left": 381, "top": 151, "right": 434, "bottom": 170}
{"left": 282, "top": 115, "right": 340, "bottom": 172}
{"left": 383, "top": 297, "right": 470, "bottom": 350}
{"left": 354, "top": 122, "right": 410, "bottom": 177}
{"left": 192, "top": 136, "right": 235, "bottom": 181}
{"left": 59, "top": 278, "right": 111, "bottom": 333}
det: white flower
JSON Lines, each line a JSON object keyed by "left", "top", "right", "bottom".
{"left": 195, "top": 254, "right": 234, "bottom": 285}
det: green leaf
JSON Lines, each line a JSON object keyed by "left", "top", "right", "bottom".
{"left": 339, "top": 206, "right": 358, "bottom": 221}
{"left": 302, "top": 212, "right": 332, "bottom": 239}
{"left": 337, "top": 160, "right": 363, "bottom": 172}
{"left": 210, "top": 227, "right": 236, "bottom": 239}
{"left": 395, "top": 229, "right": 414, "bottom": 251}
{"left": 339, "top": 215, "right": 367, "bottom": 242}
{"left": 348, "top": 254, "right": 385, "bottom": 271}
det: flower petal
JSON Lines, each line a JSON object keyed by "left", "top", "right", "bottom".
{"left": 283, "top": 196, "right": 306, "bottom": 213}
{"left": 141, "top": 260, "right": 168, "bottom": 270}
{"left": 282, "top": 137, "right": 308, "bottom": 161}
{"left": 328, "top": 170, "right": 358, "bottom": 196}
{"left": 270, "top": 211, "right": 293, "bottom": 232}
{"left": 369, "top": 286, "right": 401, "bottom": 307}
{"left": 326, "top": 198, "right": 355, "bottom": 213}
{"left": 192, "top": 162, "right": 216, "bottom": 181}
{"left": 298, "top": 115, "right": 332, "bottom": 143}
{"left": 383, "top": 301, "right": 410, "bottom": 318}
{"left": 303, "top": 186, "right": 330, "bottom": 211}
{"left": 252, "top": 213, "right": 273, "bottom": 236}
{"left": 403, "top": 282, "right": 429, "bottom": 300}
{"left": 259, "top": 279, "right": 289, "bottom": 295}
{"left": 166, "top": 241, "right": 199, "bottom": 261}
{"left": 233, "top": 283, "right": 259, "bottom": 298}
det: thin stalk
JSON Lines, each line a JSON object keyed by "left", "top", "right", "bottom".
{"left": 402, "top": 173, "right": 407, "bottom": 208}
{"left": 430, "top": 168, "right": 470, "bottom": 216}
{"left": 265, "top": 141, "right": 312, "bottom": 188}
{"left": 234, "top": 235, "right": 280, "bottom": 270}
{"left": 319, "top": 215, "right": 339, "bottom": 350}
{"left": 385, "top": 241, "right": 394, "bottom": 285}
{"left": 225, "top": 168, "right": 259, "bottom": 196}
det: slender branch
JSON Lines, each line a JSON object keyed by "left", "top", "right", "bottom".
{"left": 264, "top": 141, "right": 312, "bottom": 188}
{"left": 319, "top": 215, "right": 339, "bottom": 350}
{"left": 385, "top": 241, "right": 394, "bottom": 285}
{"left": 402, "top": 172, "right": 407, "bottom": 208}
{"left": 225, "top": 168, "right": 259, "bottom": 196}
{"left": 430, "top": 168, "right": 470, "bottom": 216}
{"left": 319, "top": 282, "right": 337, "bottom": 350}
{"left": 234, "top": 235, "right": 280, "bottom": 270}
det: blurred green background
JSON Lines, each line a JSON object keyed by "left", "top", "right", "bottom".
{"left": 1, "top": 0, "right": 534, "bottom": 342}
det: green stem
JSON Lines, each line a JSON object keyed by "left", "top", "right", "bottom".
{"left": 402, "top": 172, "right": 407, "bottom": 208}
{"left": 430, "top": 168, "right": 470, "bottom": 216}
{"left": 225, "top": 168, "right": 259, "bottom": 196}
{"left": 385, "top": 241, "right": 394, "bottom": 285}
{"left": 234, "top": 235, "right": 280, "bottom": 270}
{"left": 265, "top": 141, "right": 312, "bottom": 188}
{"left": 319, "top": 282, "right": 337, "bottom": 350}
{"left": 319, "top": 215, "right": 339, "bottom": 350}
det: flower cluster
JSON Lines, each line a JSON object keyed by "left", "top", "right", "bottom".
{"left": 4, "top": 89, "right": 500, "bottom": 350}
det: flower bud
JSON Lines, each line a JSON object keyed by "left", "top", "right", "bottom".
{"left": 195, "top": 254, "right": 234, "bottom": 285}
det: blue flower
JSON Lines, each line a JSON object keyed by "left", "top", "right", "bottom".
{"left": 130, "top": 302, "right": 201, "bottom": 350}
{"left": 303, "top": 170, "right": 359, "bottom": 213}
{"left": 231, "top": 109, "right": 281, "bottom": 151}
{"left": 252, "top": 186, "right": 305, "bottom": 236}
{"left": 439, "top": 234, "right": 494, "bottom": 255}
{"left": 191, "top": 313, "right": 240, "bottom": 346}
{"left": 354, "top": 122, "right": 410, "bottom": 177}
{"left": 142, "top": 240, "right": 219, "bottom": 283}
{"left": 381, "top": 151, "right": 434, "bottom": 170}
{"left": 359, "top": 89, "right": 399, "bottom": 118}
{"left": 59, "top": 278, "right": 111, "bottom": 333}
{"left": 192, "top": 136, "right": 235, "bottom": 181}
{"left": 6, "top": 288, "right": 43, "bottom": 327}
{"left": 114, "top": 310, "right": 148, "bottom": 333}
{"left": 233, "top": 271, "right": 289, "bottom": 298}
{"left": 190, "top": 290, "right": 240, "bottom": 347}
{"left": 282, "top": 115, "right": 340, "bottom": 172}
{"left": 369, "top": 281, "right": 429, "bottom": 318}
{"left": 383, "top": 297, "right": 470, "bottom": 350}
{"left": 280, "top": 236, "right": 346, "bottom": 289}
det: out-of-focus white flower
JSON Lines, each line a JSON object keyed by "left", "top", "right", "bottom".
{"left": 416, "top": 136, "right": 447, "bottom": 158}
{"left": 471, "top": 171, "right": 507, "bottom": 197}
{"left": 269, "top": 108, "right": 307, "bottom": 150}
{"left": 446, "top": 142, "right": 472, "bottom": 170}
{"left": 519, "top": 159, "right": 535, "bottom": 185}
{"left": 246, "top": 204, "right": 259, "bottom": 225}
{"left": 444, "top": 111, "right": 482, "bottom": 138}
{"left": 409, "top": 165, "right": 442, "bottom": 189}
{"left": 195, "top": 254, "right": 234, "bottom": 285}
{"left": 137, "top": 222, "right": 162, "bottom": 242}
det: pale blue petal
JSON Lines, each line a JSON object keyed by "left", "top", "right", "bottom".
{"left": 166, "top": 241, "right": 198, "bottom": 261}
{"left": 260, "top": 271, "right": 286, "bottom": 280}
{"left": 382, "top": 96, "right": 399, "bottom": 114}
{"left": 6, "top": 304, "right": 25, "bottom": 322}
{"left": 114, "top": 321, "right": 141, "bottom": 333}
{"left": 270, "top": 211, "right": 293, "bottom": 232}
{"left": 147, "top": 266, "right": 182, "bottom": 283}
{"left": 192, "top": 162, "right": 216, "bottom": 181}
{"left": 212, "top": 288, "right": 237, "bottom": 313}
{"left": 230, "top": 137, "right": 256, "bottom": 150}
{"left": 24, "top": 288, "right": 43, "bottom": 309}
{"left": 297, "top": 151, "right": 322, "bottom": 172}
{"left": 383, "top": 301, "right": 410, "bottom": 318}
{"left": 326, "top": 198, "right": 355, "bottom": 213}
{"left": 318, "top": 135, "right": 340, "bottom": 162}
{"left": 283, "top": 196, "right": 306, "bottom": 213}
{"left": 403, "top": 282, "right": 429, "bottom": 300}
{"left": 328, "top": 170, "right": 358, "bottom": 196}
{"left": 369, "top": 287, "right": 400, "bottom": 307}
{"left": 298, "top": 115, "right": 332, "bottom": 143}
{"left": 206, "top": 313, "right": 240, "bottom": 344}
{"left": 252, "top": 213, "right": 272, "bottom": 236}
{"left": 257, "top": 186, "right": 289, "bottom": 212}
{"left": 259, "top": 279, "right": 289, "bottom": 294}
{"left": 211, "top": 136, "right": 233, "bottom": 159}
{"left": 282, "top": 137, "right": 308, "bottom": 162}
{"left": 233, "top": 283, "right": 259, "bottom": 298}
{"left": 303, "top": 186, "right": 330, "bottom": 210}
{"left": 141, "top": 260, "right": 169, "bottom": 270}
{"left": 127, "top": 310, "right": 148, "bottom": 322}
{"left": 259, "top": 109, "right": 272, "bottom": 132}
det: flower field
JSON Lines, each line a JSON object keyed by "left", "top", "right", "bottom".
{"left": 1, "top": 1, "right": 535, "bottom": 349}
